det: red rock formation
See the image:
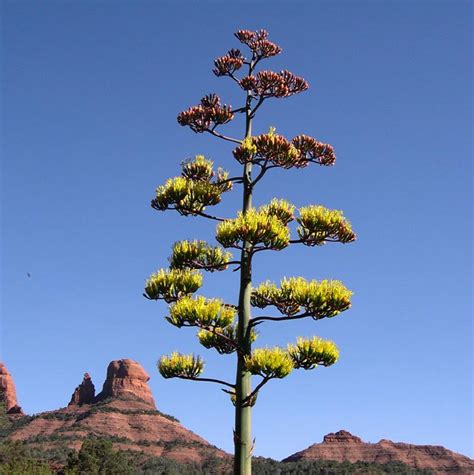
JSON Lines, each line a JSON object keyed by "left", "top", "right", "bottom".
{"left": 283, "top": 430, "right": 474, "bottom": 474}
{"left": 0, "top": 362, "right": 23, "bottom": 415}
{"left": 68, "top": 373, "right": 95, "bottom": 406}
{"left": 95, "top": 359, "right": 155, "bottom": 407}
{"left": 8, "top": 359, "right": 227, "bottom": 465}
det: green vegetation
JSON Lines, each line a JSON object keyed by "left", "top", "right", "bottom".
{"left": 144, "top": 28, "right": 357, "bottom": 473}
{"left": 0, "top": 440, "right": 53, "bottom": 475}
{"left": 64, "top": 438, "right": 135, "bottom": 474}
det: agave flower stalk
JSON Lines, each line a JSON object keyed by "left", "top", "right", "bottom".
{"left": 144, "top": 28, "right": 357, "bottom": 475}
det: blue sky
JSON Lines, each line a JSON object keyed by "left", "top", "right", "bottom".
{"left": 1, "top": 0, "right": 472, "bottom": 461}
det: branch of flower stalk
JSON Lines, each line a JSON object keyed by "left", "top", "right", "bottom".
{"left": 175, "top": 375, "right": 235, "bottom": 389}
{"left": 216, "top": 176, "right": 244, "bottom": 185}
{"left": 142, "top": 293, "right": 179, "bottom": 303}
{"left": 288, "top": 237, "right": 344, "bottom": 245}
{"left": 183, "top": 259, "right": 240, "bottom": 272}
{"left": 187, "top": 210, "right": 227, "bottom": 222}
{"left": 242, "top": 375, "right": 271, "bottom": 407}
{"left": 227, "top": 72, "right": 244, "bottom": 87}
{"left": 233, "top": 107, "right": 248, "bottom": 114}
{"left": 249, "top": 96, "right": 266, "bottom": 118}
{"left": 251, "top": 162, "right": 278, "bottom": 187}
{"left": 151, "top": 202, "right": 226, "bottom": 222}
{"left": 205, "top": 128, "right": 242, "bottom": 144}
{"left": 249, "top": 312, "right": 311, "bottom": 328}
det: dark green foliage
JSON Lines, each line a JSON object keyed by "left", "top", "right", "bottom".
{"left": 0, "top": 440, "right": 52, "bottom": 474}
{"left": 65, "top": 438, "right": 136, "bottom": 474}
{"left": 0, "top": 404, "right": 11, "bottom": 439}
{"left": 252, "top": 458, "right": 434, "bottom": 475}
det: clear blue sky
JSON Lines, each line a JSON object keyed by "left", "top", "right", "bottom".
{"left": 1, "top": 0, "right": 472, "bottom": 461}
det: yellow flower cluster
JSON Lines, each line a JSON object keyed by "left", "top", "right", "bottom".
{"left": 151, "top": 156, "right": 232, "bottom": 215}
{"left": 251, "top": 277, "right": 352, "bottom": 318}
{"left": 181, "top": 155, "right": 214, "bottom": 182}
{"left": 259, "top": 198, "right": 295, "bottom": 225}
{"left": 197, "top": 324, "right": 257, "bottom": 354}
{"left": 244, "top": 347, "right": 294, "bottom": 379}
{"left": 243, "top": 338, "right": 339, "bottom": 379}
{"left": 169, "top": 240, "right": 232, "bottom": 272}
{"left": 287, "top": 337, "right": 339, "bottom": 370}
{"left": 216, "top": 208, "right": 290, "bottom": 250}
{"left": 297, "top": 205, "right": 356, "bottom": 246}
{"left": 144, "top": 268, "right": 202, "bottom": 303}
{"left": 167, "top": 296, "right": 236, "bottom": 328}
{"left": 158, "top": 352, "right": 204, "bottom": 379}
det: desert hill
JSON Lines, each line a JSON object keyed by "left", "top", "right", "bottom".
{"left": 283, "top": 430, "right": 474, "bottom": 474}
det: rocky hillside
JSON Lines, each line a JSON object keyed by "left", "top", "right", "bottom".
{"left": 283, "top": 430, "right": 474, "bottom": 474}
{"left": 3, "top": 359, "right": 227, "bottom": 465}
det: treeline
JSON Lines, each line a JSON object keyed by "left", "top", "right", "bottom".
{"left": 0, "top": 438, "right": 434, "bottom": 475}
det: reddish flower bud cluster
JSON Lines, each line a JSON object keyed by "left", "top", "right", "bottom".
{"left": 234, "top": 29, "right": 282, "bottom": 59}
{"left": 213, "top": 49, "right": 245, "bottom": 77}
{"left": 240, "top": 70, "right": 308, "bottom": 98}
{"left": 292, "top": 135, "right": 336, "bottom": 166}
{"left": 177, "top": 94, "right": 234, "bottom": 133}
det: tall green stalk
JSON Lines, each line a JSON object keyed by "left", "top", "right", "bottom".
{"left": 234, "top": 87, "right": 253, "bottom": 475}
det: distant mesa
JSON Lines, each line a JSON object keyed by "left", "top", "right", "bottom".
{"left": 0, "top": 362, "right": 24, "bottom": 415}
{"left": 283, "top": 429, "right": 474, "bottom": 474}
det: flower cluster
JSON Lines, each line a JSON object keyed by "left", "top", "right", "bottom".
{"left": 233, "top": 131, "right": 337, "bottom": 170}
{"left": 151, "top": 156, "right": 232, "bottom": 216}
{"left": 292, "top": 135, "right": 336, "bottom": 166}
{"left": 297, "top": 205, "right": 356, "bottom": 246}
{"left": 216, "top": 208, "right": 290, "bottom": 251}
{"left": 251, "top": 277, "right": 352, "bottom": 319}
{"left": 213, "top": 49, "right": 245, "bottom": 77}
{"left": 169, "top": 240, "right": 232, "bottom": 272}
{"left": 197, "top": 324, "right": 257, "bottom": 355}
{"left": 144, "top": 269, "right": 202, "bottom": 303}
{"left": 166, "top": 295, "right": 235, "bottom": 328}
{"left": 240, "top": 70, "right": 308, "bottom": 99}
{"left": 244, "top": 347, "right": 293, "bottom": 379}
{"left": 243, "top": 337, "right": 339, "bottom": 380}
{"left": 234, "top": 29, "right": 282, "bottom": 59}
{"left": 233, "top": 132, "right": 300, "bottom": 168}
{"left": 259, "top": 199, "right": 295, "bottom": 225}
{"left": 158, "top": 352, "right": 204, "bottom": 379}
{"left": 177, "top": 94, "right": 234, "bottom": 133}
{"left": 287, "top": 337, "right": 339, "bottom": 370}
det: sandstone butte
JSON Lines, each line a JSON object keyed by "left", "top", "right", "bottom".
{"left": 3, "top": 359, "right": 227, "bottom": 465}
{"left": 1, "top": 360, "right": 473, "bottom": 473}
{"left": 283, "top": 430, "right": 474, "bottom": 474}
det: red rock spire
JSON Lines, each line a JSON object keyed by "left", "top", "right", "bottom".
{"left": 0, "top": 362, "right": 24, "bottom": 414}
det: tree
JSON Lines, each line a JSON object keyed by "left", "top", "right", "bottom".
{"left": 65, "top": 438, "right": 135, "bottom": 474}
{"left": 144, "top": 29, "right": 356, "bottom": 475}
